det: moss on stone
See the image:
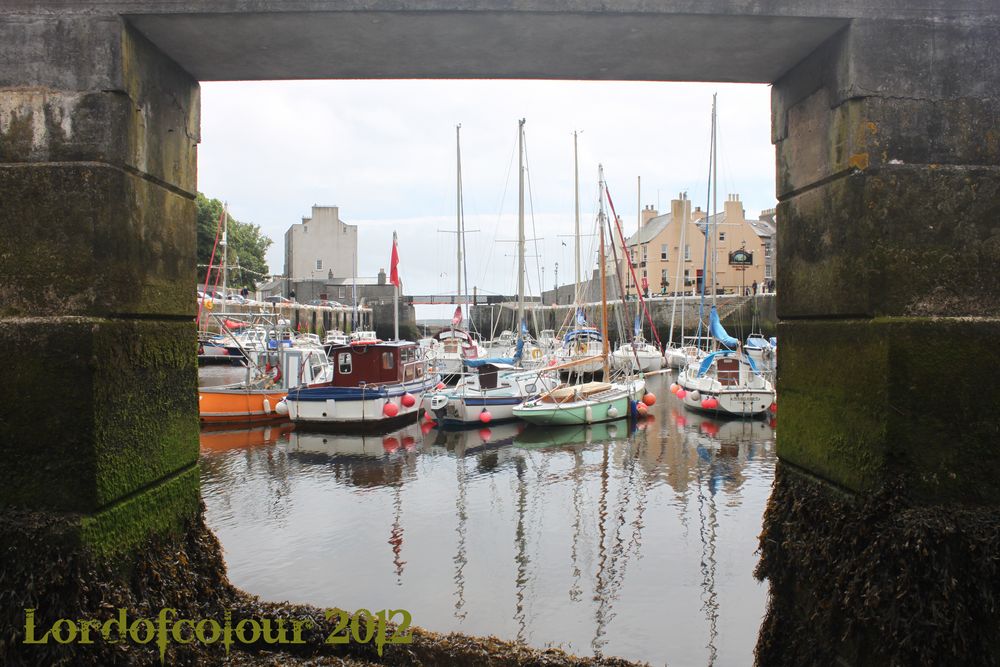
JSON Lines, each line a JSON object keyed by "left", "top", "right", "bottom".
{"left": 0, "top": 318, "right": 198, "bottom": 513}
{"left": 81, "top": 465, "right": 200, "bottom": 559}
{"left": 778, "top": 316, "right": 1000, "bottom": 505}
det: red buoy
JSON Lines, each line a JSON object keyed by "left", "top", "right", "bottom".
{"left": 769, "top": 402, "right": 777, "bottom": 414}
{"left": 401, "top": 393, "right": 416, "bottom": 408}
{"left": 383, "top": 402, "right": 399, "bottom": 418}
{"left": 479, "top": 409, "right": 492, "bottom": 424}
{"left": 642, "top": 393, "right": 657, "bottom": 406}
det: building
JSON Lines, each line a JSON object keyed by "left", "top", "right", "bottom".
{"left": 621, "top": 193, "right": 768, "bottom": 296}
{"left": 284, "top": 205, "right": 358, "bottom": 282}
{"left": 748, "top": 208, "right": 777, "bottom": 288}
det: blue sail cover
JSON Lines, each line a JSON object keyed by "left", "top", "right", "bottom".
{"left": 697, "top": 350, "right": 760, "bottom": 377}
{"left": 709, "top": 306, "right": 739, "bottom": 350}
{"left": 463, "top": 336, "right": 524, "bottom": 368}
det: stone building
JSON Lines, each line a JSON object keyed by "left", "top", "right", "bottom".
{"left": 283, "top": 205, "right": 358, "bottom": 282}
{"left": 748, "top": 208, "right": 777, "bottom": 288}
{"left": 621, "top": 193, "right": 768, "bottom": 296}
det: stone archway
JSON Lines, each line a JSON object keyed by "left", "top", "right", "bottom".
{"left": 2, "top": 2, "right": 998, "bottom": 664}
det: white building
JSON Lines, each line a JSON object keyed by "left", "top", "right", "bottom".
{"left": 283, "top": 205, "right": 358, "bottom": 282}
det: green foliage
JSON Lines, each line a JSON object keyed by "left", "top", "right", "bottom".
{"left": 196, "top": 193, "right": 272, "bottom": 288}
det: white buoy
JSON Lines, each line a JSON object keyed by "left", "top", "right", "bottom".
{"left": 607, "top": 405, "right": 619, "bottom": 419}
{"left": 585, "top": 406, "right": 593, "bottom": 423}
{"left": 274, "top": 399, "right": 289, "bottom": 416}
{"left": 262, "top": 398, "right": 272, "bottom": 415}
{"left": 690, "top": 390, "right": 701, "bottom": 403}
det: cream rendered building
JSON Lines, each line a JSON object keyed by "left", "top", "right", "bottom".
{"left": 283, "top": 205, "right": 358, "bottom": 282}
{"left": 621, "top": 193, "right": 767, "bottom": 296}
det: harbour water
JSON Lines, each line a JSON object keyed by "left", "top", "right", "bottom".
{"left": 200, "top": 373, "right": 776, "bottom": 666}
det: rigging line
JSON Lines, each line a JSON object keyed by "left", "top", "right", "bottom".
{"left": 479, "top": 132, "right": 519, "bottom": 287}
{"left": 696, "top": 94, "right": 716, "bottom": 347}
{"left": 522, "top": 130, "right": 543, "bottom": 301}
{"left": 604, "top": 183, "right": 664, "bottom": 352}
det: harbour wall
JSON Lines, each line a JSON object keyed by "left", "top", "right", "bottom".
{"left": 471, "top": 294, "right": 776, "bottom": 346}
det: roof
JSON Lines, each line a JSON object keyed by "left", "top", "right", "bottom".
{"left": 623, "top": 211, "right": 674, "bottom": 247}
{"left": 324, "top": 277, "right": 382, "bottom": 286}
{"left": 747, "top": 218, "right": 776, "bottom": 238}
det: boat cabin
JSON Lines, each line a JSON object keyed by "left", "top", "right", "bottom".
{"left": 434, "top": 328, "right": 478, "bottom": 355}
{"left": 325, "top": 340, "right": 427, "bottom": 387}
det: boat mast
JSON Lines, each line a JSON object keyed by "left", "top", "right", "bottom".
{"left": 573, "top": 130, "right": 581, "bottom": 304}
{"left": 456, "top": 123, "right": 463, "bottom": 330}
{"left": 221, "top": 202, "right": 228, "bottom": 308}
{"left": 667, "top": 192, "right": 686, "bottom": 348}
{"left": 711, "top": 96, "right": 718, "bottom": 311}
{"left": 635, "top": 175, "right": 640, "bottom": 310}
{"left": 393, "top": 230, "right": 399, "bottom": 341}
{"left": 598, "top": 165, "right": 610, "bottom": 380}
{"left": 517, "top": 119, "right": 526, "bottom": 339}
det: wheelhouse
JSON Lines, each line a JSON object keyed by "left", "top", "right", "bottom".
{"left": 323, "top": 340, "right": 427, "bottom": 388}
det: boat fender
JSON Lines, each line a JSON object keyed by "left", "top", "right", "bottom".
{"left": 430, "top": 394, "right": 449, "bottom": 411}
{"left": 479, "top": 409, "right": 492, "bottom": 424}
{"left": 689, "top": 390, "right": 701, "bottom": 403}
{"left": 274, "top": 399, "right": 289, "bottom": 416}
{"left": 607, "top": 405, "right": 619, "bottom": 419}
{"left": 585, "top": 406, "right": 593, "bottom": 423}
{"left": 262, "top": 398, "right": 271, "bottom": 415}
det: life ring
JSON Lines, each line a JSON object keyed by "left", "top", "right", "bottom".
{"left": 204, "top": 299, "right": 214, "bottom": 310}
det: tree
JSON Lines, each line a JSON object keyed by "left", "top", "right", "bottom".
{"left": 196, "top": 193, "right": 273, "bottom": 289}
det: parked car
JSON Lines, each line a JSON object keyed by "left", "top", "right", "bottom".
{"left": 264, "top": 295, "right": 293, "bottom": 304}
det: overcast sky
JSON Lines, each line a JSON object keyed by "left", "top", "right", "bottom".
{"left": 198, "top": 80, "right": 775, "bottom": 316}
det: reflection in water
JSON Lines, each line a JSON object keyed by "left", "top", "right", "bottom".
{"left": 200, "top": 374, "right": 775, "bottom": 666}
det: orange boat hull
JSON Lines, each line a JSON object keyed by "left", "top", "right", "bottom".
{"left": 199, "top": 387, "right": 288, "bottom": 424}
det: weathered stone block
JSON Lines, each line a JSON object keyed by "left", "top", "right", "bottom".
{"left": 777, "top": 164, "right": 1000, "bottom": 319}
{"left": 0, "top": 17, "right": 199, "bottom": 192}
{"left": 776, "top": 90, "right": 1000, "bottom": 197}
{"left": 778, "top": 317, "right": 1000, "bottom": 504}
{"left": 0, "top": 317, "right": 199, "bottom": 512}
{"left": 0, "top": 164, "right": 197, "bottom": 318}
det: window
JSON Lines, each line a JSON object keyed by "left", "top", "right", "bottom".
{"left": 660, "top": 243, "right": 667, "bottom": 261}
{"left": 316, "top": 259, "right": 323, "bottom": 270}
{"left": 719, "top": 232, "right": 726, "bottom": 241}
{"left": 641, "top": 245, "right": 648, "bottom": 262}
{"left": 684, "top": 244, "right": 691, "bottom": 261}
{"left": 630, "top": 248, "right": 636, "bottom": 263}
{"left": 765, "top": 265, "right": 773, "bottom": 279}
{"left": 660, "top": 269, "right": 667, "bottom": 283}
{"left": 382, "top": 351, "right": 395, "bottom": 370}
{"left": 337, "top": 352, "right": 352, "bottom": 374}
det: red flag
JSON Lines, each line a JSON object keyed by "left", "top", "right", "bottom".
{"left": 452, "top": 305, "right": 462, "bottom": 327}
{"left": 389, "top": 231, "right": 400, "bottom": 287}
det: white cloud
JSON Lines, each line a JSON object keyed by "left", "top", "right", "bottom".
{"left": 198, "top": 79, "right": 775, "bottom": 305}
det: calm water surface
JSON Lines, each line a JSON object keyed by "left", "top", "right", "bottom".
{"left": 199, "top": 373, "right": 776, "bottom": 666}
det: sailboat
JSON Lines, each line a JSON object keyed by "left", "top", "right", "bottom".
{"left": 423, "top": 120, "right": 559, "bottom": 427}
{"left": 553, "top": 132, "right": 609, "bottom": 376}
{"left": 427, "top": 124, "right": 485, "bottom": 381}
{"left": 673, "top": 95, "right": 775, "bottom": 418}
{"left": 514, "top": 166, "right": 646, "bottom": 426}
{"left": 611, "top": 314, "right": 664, "bottom": 372}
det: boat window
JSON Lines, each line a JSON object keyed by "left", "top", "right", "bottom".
{"left": 338, "top": 352, "right": 352, "bottom": 374}
{"left": 404, "top": 364, "right": 414, "bottom": 381}
{"left": 382, "top": 351, "right": 395, "bottom": 370}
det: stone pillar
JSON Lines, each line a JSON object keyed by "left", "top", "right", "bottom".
{"left": 0, "top": 15, "right": 200, "bottom": 557}
{"left": 760, "top": 17, "right": 1000, "bottom": 664}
